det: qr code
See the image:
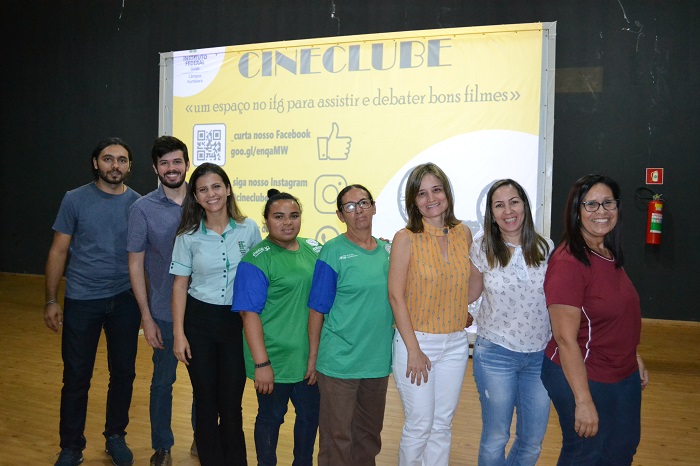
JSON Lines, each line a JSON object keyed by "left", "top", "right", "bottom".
{"left": 193, "top": 124, "right": 226, "bottom": 166}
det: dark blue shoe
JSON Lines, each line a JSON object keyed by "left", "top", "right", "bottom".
{"left": 105, "top": 434, "right": 134, "bottom": 466}
{"left": 54, "top": 449, "right": 84, "bottom": 466}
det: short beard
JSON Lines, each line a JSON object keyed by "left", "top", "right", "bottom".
{"left": 97, "top": 169, "right": 126, "bottom": 185}
{"left": 159, "top": 173, "right": 185, "bottom": 189}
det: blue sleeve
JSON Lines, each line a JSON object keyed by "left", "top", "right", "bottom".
{"left": 231, "top": 261, "right": 269, "bottom": 313}
{"left": 307, "top": 259, "right": 338, "bottom": 314}
{"left": 52, "top": 192, "right": 76, "bottom": 236}
{"left": 127, "top": 201, "right": 147, "bottom": 253}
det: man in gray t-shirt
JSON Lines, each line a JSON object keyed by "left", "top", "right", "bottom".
{"left": 44, "top": 137, "right": 141, "bottom": 466}
{"left": 127, "top": 135, "right": 194, "bottom": 466}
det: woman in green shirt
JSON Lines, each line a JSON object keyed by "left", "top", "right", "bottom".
{"left": 232, "top": 189, "right": 321, "bottom": 466}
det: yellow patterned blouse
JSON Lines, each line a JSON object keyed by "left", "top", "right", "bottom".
{"left": 404, "top": 219, "right": 471, "bottom": 334}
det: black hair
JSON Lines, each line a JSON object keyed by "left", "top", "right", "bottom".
{"left": 176, "top": 163, "right": 246, "bottom": 235}
{"left": 481, "top": 179, "right": 550, "bottom": 268}
{"left": 561, "top": 174, "right": 624, "bottom": 268}
{"left": 263, "top": 188, "right": 302, "bottom": 219}
{"left": 151, "top": 135, "right": 189, "bottom": 166}
{"left": 90, "top": 137, "right": 132, "bottom": 179}
{"left": 336, "top": 184, "right": 374, "bottom": 211}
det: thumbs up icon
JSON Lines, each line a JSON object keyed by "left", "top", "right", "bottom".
{"left": 317, "top": 122, "right": 352, "bottom": 160}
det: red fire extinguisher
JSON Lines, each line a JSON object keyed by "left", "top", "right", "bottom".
{"left": 645, "top": 194, "right": 663, "bottom": 245}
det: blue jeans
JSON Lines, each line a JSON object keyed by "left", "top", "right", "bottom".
{"left": 540, "top": 357, "right": 641, "bottom": 466}
{"left": 150, "top": 318, "right": 196, "bottom": 450}
{"left": 59, "top": 290, "right": 141, "bottom": 450}
{"left": 254, "top": 380, "right": 320, "bottom": 466}
{"left": 472, "top": 336, "right": 550, "bottom": 466}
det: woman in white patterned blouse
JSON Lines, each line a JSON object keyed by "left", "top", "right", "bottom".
{"left": 469, "top": 179, "right": 553, "bottom": 466}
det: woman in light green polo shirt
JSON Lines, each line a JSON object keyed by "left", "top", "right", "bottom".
{"left": 171, "top": 163, "right": 261, "bottom": 466}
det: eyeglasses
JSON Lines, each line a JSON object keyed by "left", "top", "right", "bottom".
{"left": 341, "top": 198, "right": 372, "bottom": 213}
{"left": 581, "top": 199, "right": 619, "bottom": 212}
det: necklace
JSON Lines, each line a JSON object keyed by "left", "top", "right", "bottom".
{"left": 589, "top": 249, "right": 614, "bottom": 262}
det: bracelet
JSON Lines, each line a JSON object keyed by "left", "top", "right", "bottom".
{"left": 254, "top": 360, "right": 271, "bottom": 369}
{"left": 45, "top": 299, "right": 59, "bottom": 306}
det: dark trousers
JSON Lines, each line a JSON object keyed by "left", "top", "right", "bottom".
{"left": 255, "top": 380, "right": 320, "bottom": 466}
{"left": 59, "top": 289, "right": 141, "bottom": 450}
{"left": 541, "top": 357, "right": 642, "bottom": 466}
{"left": 185, "top": 295, "right": 247, "bottom": 466}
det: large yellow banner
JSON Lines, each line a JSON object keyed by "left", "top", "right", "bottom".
{"left": 163, "top": 23, "right": 555, "bottom": 240}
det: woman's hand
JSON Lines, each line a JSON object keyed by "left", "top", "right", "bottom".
{"left": 406, "top": 348, "right": 432, "bottom": 385}
{"left": 254, "top": 366, "right": 275, "bottom": 394}
{"left": 173, "top": 333, "right": 191, "bottom": 365}
{"left": 574, "top": 399, "right": 599, "bottom": 438}
{"left": 549, "top": 304, "right": 599, "bottom": 438}
{"left": 305, "top": 354, "right": 318, "bottom": 385}
{"left": 637, "top": 353, "right": 650, "bottom": 390}
{"left": 388, "top": 229, "right": 430, "bottom": 385}
{"left": 466, "top": 312, "right": 474, "bottom": 328}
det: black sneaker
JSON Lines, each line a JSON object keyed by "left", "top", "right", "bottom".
{"left": 150, "top": 448, "right": 172, "bottom": 466}
{"left": 105, "top": 434, "right": 134, "bottom": 466}
{"left": 54, "top": 449, "right": 84, "bottom": 466}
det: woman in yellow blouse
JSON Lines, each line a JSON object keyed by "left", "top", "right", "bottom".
{"left": 388, "top": 163, "right": 482, "bottom": 466}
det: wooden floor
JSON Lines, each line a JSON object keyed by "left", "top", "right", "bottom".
{"left": 1, "top": 272, "right": 699, "bottom": 465}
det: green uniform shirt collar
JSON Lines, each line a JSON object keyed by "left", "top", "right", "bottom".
{"left": 199, "top": 217, "right": 237, "bottom": 234}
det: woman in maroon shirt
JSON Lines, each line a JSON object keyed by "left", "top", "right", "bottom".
{"left": 541, "top": 174, "right": 649, "bottom": 465}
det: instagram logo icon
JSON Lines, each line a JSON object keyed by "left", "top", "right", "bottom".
{"left": 314, "top": 174, "right": 347, "bottom": 214}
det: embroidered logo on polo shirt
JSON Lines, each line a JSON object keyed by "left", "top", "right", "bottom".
{"left": 238, "top": 241, "right": 248, "bottom": 255}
